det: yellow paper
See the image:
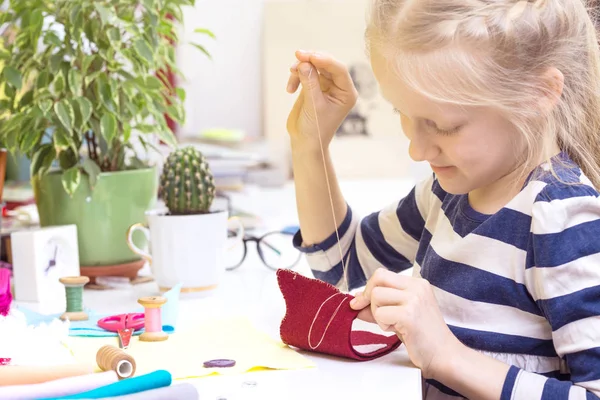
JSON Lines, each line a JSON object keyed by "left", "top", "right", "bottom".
{"left": 63, "top": 317, "right": 315, "bottom": 379}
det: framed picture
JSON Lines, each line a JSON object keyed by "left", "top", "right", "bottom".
{"left": 263, "top": 0, "right": 425, "bottom": 181}
{"left": 11, "top": 225, "right": 80, "bottom": 311}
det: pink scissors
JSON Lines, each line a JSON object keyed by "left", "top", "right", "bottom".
{"left": 97, "top": 313, "right": 144, "bottom": 349}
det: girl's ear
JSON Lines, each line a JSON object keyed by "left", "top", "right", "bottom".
{"left": 538, "top": 67, "right": 564, "bottom": 115}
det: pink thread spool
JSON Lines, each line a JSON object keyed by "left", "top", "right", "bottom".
{"left": 137, "top": 296, "right": 168, "bottom": 342}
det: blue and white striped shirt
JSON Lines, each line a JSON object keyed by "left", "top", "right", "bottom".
{"left": 293, "top": 153, "right": 600, "bottom": 399}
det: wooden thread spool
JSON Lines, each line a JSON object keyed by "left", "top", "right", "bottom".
{"left": 96, "top": 345, "right": 136, "bottom": 379}
{"left": 59, "top": 276, "right": 89, "bottom": 321}
{"left": 137, "top": 296, "right": 168, "bottom": 342}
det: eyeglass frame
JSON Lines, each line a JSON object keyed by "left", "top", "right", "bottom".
{"left": 225, "top": 229, "right": 302, "bottom": 271}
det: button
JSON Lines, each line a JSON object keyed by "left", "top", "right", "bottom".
{"left": 203, "top": 359, "right": 236, "bottom": 368}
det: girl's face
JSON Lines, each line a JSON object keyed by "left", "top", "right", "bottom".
{"left": 370, "top": 49, "right": 527, "bottom": 196}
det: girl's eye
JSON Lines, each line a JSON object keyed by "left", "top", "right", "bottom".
{"left": 425, "top": 119, "right": 460, "bottom": 136}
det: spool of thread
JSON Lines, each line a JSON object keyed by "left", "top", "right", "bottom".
{"left": 59, "top": 276, "right": 90, "bottom": 321}
{"left": 96, "top": 345, "right": 136, "bottom": 379}
{"left": 137, "top": 296, "right": 168, "bottom": 342}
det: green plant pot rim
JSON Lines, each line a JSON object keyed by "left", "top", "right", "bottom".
{"left": 43, "top": 166, "right": 156, "bottom": 178}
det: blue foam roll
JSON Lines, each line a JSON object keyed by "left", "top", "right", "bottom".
{"left": 40, "top": 370, "right": 172, "bottom": 399}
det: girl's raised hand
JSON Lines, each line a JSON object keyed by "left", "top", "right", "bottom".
{"left": 286, "top": 50, "right": 358, "bottom": 152}
{"left": 350, "top": 268, "right": 461, "bottom": 379}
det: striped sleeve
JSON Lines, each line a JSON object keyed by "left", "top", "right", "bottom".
{"left": 292, "top": 174, "right": 433, "bottom": 291}
{"left": 502, "top": 185, "right": 600, "bottom": 400}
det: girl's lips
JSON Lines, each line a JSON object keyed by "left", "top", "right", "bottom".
{"left": 430, "top": 165, "right": 455, "bottom": 174}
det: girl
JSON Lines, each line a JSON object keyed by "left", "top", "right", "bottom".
{"left": 285, "top": 0, "right": 600, "bottom": 399}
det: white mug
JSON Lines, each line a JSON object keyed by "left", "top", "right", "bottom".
{"left": 126, "top": 208, "right": 244, "bottom": 295}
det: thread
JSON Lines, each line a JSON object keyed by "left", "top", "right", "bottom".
{"left": 59, "top": 276, "right": 89, "bottom": 321}
{"left": 307, "top": 67, "right": 349, "bottom": 291}
{"left": 137, "top": 296, "right": 168, "bottom": 342}
{"left": 96, "top": 345, "right": 136, "bottom": 379}
{"left": 145, "top": 308, "right": 162, "bottom": 332}
{"left": 305, "top": 65, "right": 350, "bottom": 349}
{"left": 307, "top": 292, "right": 347, "bottom": 350}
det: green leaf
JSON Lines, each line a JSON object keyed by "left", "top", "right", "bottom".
{"left": 54, "top": 99, "right": 74, "bottom": 132}
{"left": 94, "top": 4, "right": 112, "bottom": 26}
{"left": 20, "top": 129, "right": 44, "bottom": 153}
{"left": 82, "top": 158, "right": 101, "bottom": 188}
{"left": 3, "top": 66, "right": 22, "bottom": 90}
{"left": 190, "top": 42, "right": 211, "bottom": 59}
{"left": 39, "top": 99, "right": 53, "bottom": 115}
{"left": 96, "top": 78, "right": 115, "bottom": 112}
{"left": 68, "top": 69, "right": 82, "bottom": 95}
{"left": 82, "top": 55, "right": 96, "bottom": 76}
{"left": 43, "top": 32, "right": 62, "bottom": 47}
{"left": 145, "top": 76, "right": 162, "bottom": 90}
{"left": 70, "top": 5, "right": 82, "bottom": 24}
{"left": 100, "top": 113, "right": 117, "bottom": 143}
{"left": 133, "top": 39, "right": 154, "bottom": 63}
{"left": 50, "top": 52, "right": 64, "bottom": 71}
{"left": 3, "top": 84, "right": 15, "bottom": 100}
{"left": 30, "top": 144, "right": 54, "bottom": 177}
{"left": 123, "top": 123, "right": 131, "bottom": 142}
{"left": 61, "top": 166, "right": 81, "bottom": 197}
{"left": 143, "top": 0, "right": 155, "bottom": 9}
{"left": 75, "top": 97, "right": 92, "bottom": 128}
{"left": 53, "top": 127, "right": 73, "bottom": 150}
{"left": 18, "top": 90, "right": 34, "bottom": 109}
{"left": 36, "top": 70, "right": 51, "bottom": 89}
{"left": 29, "top": 9, "right": 43, "bottom": 32}
{"left": 155, "top": 125, "right": 177, "bottom": 147}
{"left": 52, "top": 73, "right": 65, "bottom": 93}
{"left": 84, "top": 70, "right": 103, "bottom": 87}
{"left": 107, "top": 27, "right": 120, "bottom": 43}
{"left": 176, "top": 87, "right": 186, "bottom": 102}
{"left": 194, "top": 28, "right": 216, "bottom": 39}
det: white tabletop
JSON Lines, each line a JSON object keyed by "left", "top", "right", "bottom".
{"left": 82, "top": 179, "right": 423, "bottom": 400}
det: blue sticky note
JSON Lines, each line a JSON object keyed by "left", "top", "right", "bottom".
{"left": 39, "top": 370, "right": 172, "bottom": 399}
{"left": 18, "top": 284, "right": 181, "bottom": 337}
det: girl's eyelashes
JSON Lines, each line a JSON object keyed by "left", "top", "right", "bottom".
{"left": 424, "top": 119, "right": 461, "bottom": 136}
{"left": 392, "top": 108, "right": 461, "bottom": 136}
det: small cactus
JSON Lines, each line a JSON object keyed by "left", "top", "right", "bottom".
{"left": 158, "top": 146, "right": 216, "bottom": 215}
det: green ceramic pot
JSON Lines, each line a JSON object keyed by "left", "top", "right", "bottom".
{"left": 33, "top": 167, "right": 158, "bottom": 266}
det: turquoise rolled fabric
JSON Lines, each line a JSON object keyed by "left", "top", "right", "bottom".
{"left": 39, "top": 370, "right": 172, "bottom": 399}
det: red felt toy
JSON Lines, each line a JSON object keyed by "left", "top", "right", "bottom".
{"left": 277, "top": 269, "right": 401, "bottom": 361}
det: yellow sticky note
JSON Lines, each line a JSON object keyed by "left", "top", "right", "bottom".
{"left": 63, "top": 317, "right": 315, "bottom": 379}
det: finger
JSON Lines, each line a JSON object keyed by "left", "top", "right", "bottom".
{"left": 357, "top": 307, "right": 376, "bottom": 323}
{"left": 363, "top": 268, "right": 411, "bottom": 301}
{"left": 297, "top": 50, "right": 355, "bottom": 93}
{"left": 287, "top": 73, "right": 300, "bottom": 93}
{"left": 349, "top": 291, "right": 369, "bottom": 310}
{"left": 372, "top": 305, "right": 404, "bottom": 330}
{"left": 371, "top": 286, "right": 409, "bottom": 308}
{"left": 296, "top": 62, "right": 325, "bottom": 108}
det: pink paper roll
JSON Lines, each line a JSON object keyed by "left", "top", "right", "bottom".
{"left": 0, "top": 370, "right": 118, "bottom": 400}
{"left": 0, "top": 364, "right": 95, "bottom": 386}
{"left": 0, "top": 268, "right": 11, "bottom": 316}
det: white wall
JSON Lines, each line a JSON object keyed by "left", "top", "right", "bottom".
{"left": 176, "top": 0, "right": 266, "bottom": 139}
{"left": 176, "top": 0, "right": 432, "bottom": 183}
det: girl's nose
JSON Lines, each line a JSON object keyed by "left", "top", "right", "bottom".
{"left": 407, "top": 129, "right": 440, "bottom": 163}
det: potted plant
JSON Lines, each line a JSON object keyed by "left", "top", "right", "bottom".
{"left": 0, "top": 0, "right": 214, "bottom": 279}
{"left": 127, "top": 146, "right": 243, "bottom": 294}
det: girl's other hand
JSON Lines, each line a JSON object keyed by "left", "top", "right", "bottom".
{"left": 286, "top": 50, "right": 358, "bottom": 152}
{"left": 350, "top": 268, "right": 462, "bottom": 379}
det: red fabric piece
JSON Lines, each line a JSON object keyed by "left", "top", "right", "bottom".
{"left": 0, "top": 358, "right": 10, "bottom": 366}
{"left": 277, "top": 269, "right": 401, "bottom": 361}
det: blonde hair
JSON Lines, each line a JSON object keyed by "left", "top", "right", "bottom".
{"left": 365, "top": 0, "right": 600, "bottom": 188}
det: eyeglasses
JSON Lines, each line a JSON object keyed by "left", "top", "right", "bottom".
{"left": 225, "top": 228, "right": 302, "bottom": 271}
